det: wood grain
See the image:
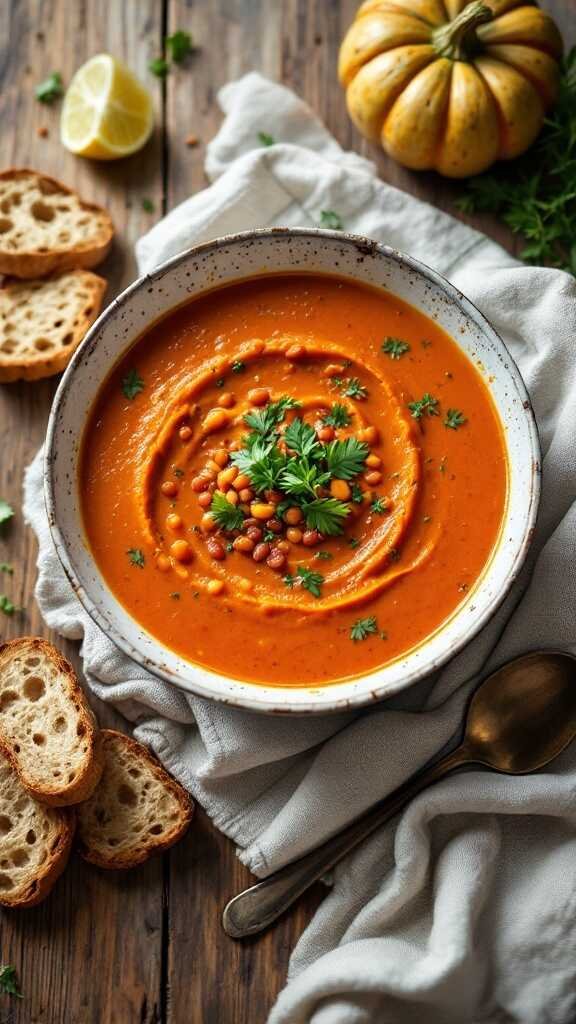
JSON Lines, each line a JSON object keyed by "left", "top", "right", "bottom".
{"left": 0, "top": 1, "right": 575, "bottom": 1022}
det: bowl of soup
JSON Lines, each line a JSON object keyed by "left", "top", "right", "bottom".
{"left": 45, "top": 229, "right": 540, "bottom": 714}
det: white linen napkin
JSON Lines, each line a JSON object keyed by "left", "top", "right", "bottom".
{"left": 24, "top": 73, "right": 576, "bottom": 1024}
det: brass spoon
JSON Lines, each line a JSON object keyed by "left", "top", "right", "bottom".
{"left": 222, "top": 651, "right": 576, "bottom": 939}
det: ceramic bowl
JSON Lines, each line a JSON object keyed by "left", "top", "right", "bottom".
{"left": 45, "top": 229, "right": 540, "bottom": 714}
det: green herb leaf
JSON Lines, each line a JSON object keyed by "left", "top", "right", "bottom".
{"left": 351, "top": 483, "right": 364, "bottom": 504}
{"left": 231, "top": 360, "right": 246, "bottom": 374}
{"left": 174, "top": 468, "right": 185, "bottom": 479}
{"left": 408, "top": 393, "right": 439, "bottom": 420}
{"left": 283, "top": 418, "right": 320, "bottom": 458}
{"left": 325, "top": 437, "right": 368, "bottom": 480}
{"left": 323, "top": 403, "right": 351, "bottom": 428}
{"left": 149, "top": 57, "right": 170, "bottom": 78}
{"left": 348, "top": 537, "right": 360, "bottom": 549}
{"left": 301, "top": 497, "right": 350, "bottom": 536}
{"left": 210, "top": 492, "right": 245, "bottom": 531}
{"left": 0, "top": 595, "right": 16, "bottom": 616}
{"left": 280, "top": 458, "right": 329, "bottom": 499}
{"left": 350, "top": 616, "right": 378, "bottom": 642}
{"left": 232, "top": 438, "right": 288, "bottom": 494}
{"left": 127, "top": 548, "right": 145, "bottom": 568}
{"left": 0, "top": 562, "right": 13, "bottom": 574}
{"left": 243, "top": 397, "right": 300, "bottom": 440}
{"left": 320, "top": 210, "right": 343, "bottom": 231}
{"left": 142, "top": 197, "right": 155, "bottom": 213}
{"left": 166, "top": 30, "right": 193, "bottom": 63}
{"left": 122, "top": 369, "right": 144, "bottom": 400}
{"left": 0, "top": 965, "right": 23, "bottom": 998}
{"left": 0, "top": 500, "right": 14, "bottom": 527}
{"left": 370, "top": 496, "right": 389, "bottom": 514}
{"left": 444, "top": 408, "right": 467, "bottom": 430}
{"left": 35, "top": 71, "right": 63, "bottom": 103}
{"left": 334, "top": 377, "right": 367, "bottom": 400}
{"left": 215, "top": 378, "right": 225, "bottom": 388}
{"left": 315, "top": 550, "right": 333, "bottom": 560}
{"left": 296, "top": 566, "right": 324, "bottom": 598}
{"left": 258, "top": 131, "right": 275, "bottom": 147}
{"left": 382, "top": 337, "right": 410, "bottom": 359}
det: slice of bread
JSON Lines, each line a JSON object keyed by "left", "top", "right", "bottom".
{"left": 77, "top": 730, "right": 194, "bottom": 869}
{"left": 0, "top": 169, "right": 114, "bottom": 278}
{"left": 0, "top": 638, "right": 104, "bottom": 807}
{"left": 0, "top": 269, "right": 106, "bottom": 382}
{"left": 0, "top": 751, "right": 75, "bottom": 908}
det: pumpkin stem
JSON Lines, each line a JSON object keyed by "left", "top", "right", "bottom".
{"left": 432, "top": 1, "right": 493, "bottom": 61}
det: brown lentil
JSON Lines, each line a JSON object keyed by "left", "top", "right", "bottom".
{"left": 265, "top": 518, "right": 282, "bottom": 533}
{"left": 161, "top": 480, "right": 178, "bottom": 498}
{"left": 252, "top": 542, "right": 271, "bottom": 562}
{"left": 206, "top": 537, "right": 226, "bottom": 560}
{"left": 303, "top": 530, "right": 321, "bottom": 547}
{"left": 198, "top": 491, "right": 213, "bottom": 509}
{"left": 247, "top": 387, "right": 270, "bottom": 406}
{"left": 179, "top": 425, "right": 193, "bottom": 442}
{"left": 166, "top": 513, "right": 183, "bottom": 531}
{"left": 170, "top": 539, "right": 193, "bottom": 563}
{"left": 266, "top": 550, "right": 286, "bottom": 571}
{"left": 246, "top": 525, "right": 263, "bottom": 542}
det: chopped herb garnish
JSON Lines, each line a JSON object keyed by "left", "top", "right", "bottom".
{"left": 332, "top": 377, "right": 367, "bottom": 400}
{"left": 444, "top": 408, "right": 467, "bottom": 430}
{"left": 245, "top": 397, "right": 301, "bottom": 439}
{"left": 370, "top": 497, "right": 389, "bottom": 515}
{"left": 142, "top": 197, "right": 155, "bottom": 213}
{"left": 226, "top": 541, "right": 234, "bottom": 552}
{"left": 320, "top": 210, "right": 343, "bottom": 231}
{"left": 231, "top": 360, "right": 246, "bottom": 374}
{"left": 315, "top": 550, "right": 333, "bottom": 560}
{"left": 0, "top": 965, "right": 23, "bottom": 998}
{"left": 348, "top": 537, "right": 360, "bottom": 549}
{"left": 323, "top": 403, "right": 351, "bottom": 428}
{"left": 127, "top": 548, "right": 145, "bottom": 568}
{"left": 258, "top": 131, "right": 275, "bottom": 147}
{"left": 122, "top": 369, "right": 144, "bottom": 400}
{"left": 0, "top": 595, "right": 16, "bottom": 616}
{"left": 149, "top": 57, "right": 170, "bottom": 78}
{"left": 408, "top": 393, "right": 439, "bottom": 421}
{"left": 296, "top": 566, "right": 324, "bottom": 598}
{"left": 210, "top": 492, "right": 245, "bottom": 531}
{"left": 351, "top": 483, "right": 364, "bottom": 504}
{"left": 421, "top": 339, "right": 432, "bottom": 349}
{"left": 389, "top": 547, "right": 400, "bottom": 562}
{"left": 0, "top": 500, "right": 14, "bottom": 527}
{"left": 166, "top": 30, "right": 193, "bottom": 62}
{"left": 283, "top": 574, "right": 295, "bottom": 588}
{"left": 170, "top": 592, "right": 180, "bottom": 600}
{"left": 174, "top": 468, "right": 185, "bottom": 478}
{"left": 35, "top": 71, "right": 63, "bottom": 103}
{"left": 350, "top": 616, "right": 378, "bottom": 642}
{"left": 301, "top": 497, "right": 350, "bottom": 537}
{"left": 382, "top": 337, "right": 410, "bottom": 360}
{"left": 263, "top": 530, "right": 276, "bottom": 543}
{"left": 0, "top": 562, "right": 13, "bottom": 574}
{"left": 215, "top": 378, "right": 225, "bottom": 388}
{"left": 325, "top": 437, "right": 369, "bottom": 480}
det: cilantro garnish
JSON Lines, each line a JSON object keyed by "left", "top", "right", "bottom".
{"left": 350, "top": 616, "right": 378, "bottom": 641}
{"left": 0, "top": 500, "right": 14, "bottom": 527}
{"left": 348, "top": 537, "right": 360, "bottom": 549}
{"left": 284, "top": 566, "right": 324, "bottom": 597}
{"left": 408, "top": 393, "right": 439, "bottom": 421}
{"left": 0, "top": 595, "right": 16, "bottom": 616}
{"left": 166, "top": 30, "right": 193, "bottom": 63}
{"left": 149, "top": 57, "right": 170, "bottom": 78}
{"left": 320, "top": 210, "right": 343, "bottom": 231}
{"left": 210, "top": 492, "right": 245, "bottom": 532}
{"left": 382, "top": 337, "right": 410, "bottom": 359}
{"left": 0, "top": 965, "right": 22, "bottom": 998}
{"left": 301, "top": 497, "right": 350, "bottom": 537}
{"left": 332, "top": 377, "right": 368, "bottom": 400}
{"left": 0, "top": 563, "right": 13, "bottom": 574}
{"left": 142, "top": 197, "right": 155, "bottom": 213}
{"left": 351, "top": 483, "right": 364, "bottom": 504}
{"left": 325, "top": 437, "right": 369, "bottom": 480}
{"left": 244, "top": 397, "right": 301, "bottom": 438}
{"left": 323, "top": 403, "right": 351, "bottom": 428}
{"left": 122, "top": 369, "right": 144, "bottom": 400}
{"left": 127, "top": 548, "right": 145, "bottom": 568}
{"left": 315, "top": 551, "right": 333, "bottom": 560}
{"left": 370, "top": 497, "right": 388, "bottom": 514}
{"left": 231, "top": 360, "right": 246, "bottom": 374}
{"left": 444, "top": 408, "right": 467, "bottom": 430}
{"left": 35, "top": 72, "right": 63, "bottom": 103}
{"left": 258, "top": 131, "right": 275, "bottom": 147}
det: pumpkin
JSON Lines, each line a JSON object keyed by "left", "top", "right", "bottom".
{"left": 338, "top": 0, "right": 563, "bottom": 178}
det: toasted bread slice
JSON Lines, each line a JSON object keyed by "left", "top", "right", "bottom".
{"left": 0, "top": 638, "right": 104, "bottom": 807}
{"left": 0, "top": 169, "right": 113, "bottom": 278}
{"left": 0, "top": 751, "right": 75, "bottom": 908}
{"left": 77, "top": 730, "right": 194, "bottom": 869}
{"left": 0, "top": 269, "right": 106, "bottom": 382}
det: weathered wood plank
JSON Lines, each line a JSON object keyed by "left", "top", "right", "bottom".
{"left": 0, "top": 2, "right": 166, "bottom": 1021}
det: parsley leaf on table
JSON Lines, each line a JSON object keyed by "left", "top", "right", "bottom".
{"left": 0, "top": 595, "right": 16, "bottom": 616}
{"left": 0, "top": 562, "right": 13, "bottom": 574}
{"left": 149, "top": 57, "right": 170, "bottom": 78}
{"left": 258, "top": 131, "right": 275, "bottom": 147}
{"left": 0, "top": 500, "right": 14, "bottom": 527}
{"left": 166, "top": 30, "right": 193, "bottom": 63}
{"left": 457, "top": 48, "right": 576, "bottom": 275}
{"left": 0, "top": 965, "right": 23, "bottom": 998}
{"left": 35, "top": 71, "right": 63, "bottom": 103}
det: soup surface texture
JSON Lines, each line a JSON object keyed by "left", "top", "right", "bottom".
{"left": 81, "top": 274, "right": 507, "bottom": 687}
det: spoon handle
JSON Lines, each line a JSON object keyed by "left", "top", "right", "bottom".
{"left": 222, "top": 745, "right": 468, "bottom": 939}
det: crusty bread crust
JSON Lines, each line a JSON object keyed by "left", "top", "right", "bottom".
{"left": 0, "top": 269, "right": 106, "bottom": 382}
{"left": 0, "top": 168, "right": 114, "bottom": 278}
{"left": 0, "top": 638, "right": 104, "bottom": 807}
{"left": 0, "top": 751, "right": 75, "bottom": 909}
{"left": 77, "top": 730, "right": 194, "bottom": 869}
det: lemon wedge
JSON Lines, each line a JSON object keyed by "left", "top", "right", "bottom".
{"left": 61, "top": 54, "right": 154, "bottom": 160}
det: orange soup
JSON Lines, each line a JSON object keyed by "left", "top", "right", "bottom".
{"left": 80, "top": 274, "right": 507, "bottom": 686}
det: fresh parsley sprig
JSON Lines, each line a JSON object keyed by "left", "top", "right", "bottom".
{"left": 284, "top": 566, "right": 324, "bottom": 597}
{"left": 323, "top": 403, "right": 351, "bottom": 428}
{"left": 350, "top": 616, "right": 378, "bottom": 641}
{"left": 210, "top": 492, "right": 245, "bottom": 531}
{"left": 408, "top": 393, "right": 439, "bottom": 421}
{"left": 382, "top": 337, "right": 410, "bottom": 359}
{"left": 0, "top": 965, "right": 22, "bottom": 998}
{"left": 444, "top": 408, "right": 466, "bottom": 430}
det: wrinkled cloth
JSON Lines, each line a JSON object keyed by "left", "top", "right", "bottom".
{"left": 25, "top": 74, "right": 576, "bottom": 1024}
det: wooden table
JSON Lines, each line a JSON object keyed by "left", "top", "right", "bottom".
{"left": 0, "top": 2, "right": 574, "bottom": 1021}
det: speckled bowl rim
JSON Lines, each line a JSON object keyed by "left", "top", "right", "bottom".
{"left": 45, "top": 228, "right": 541, "bottom": 715}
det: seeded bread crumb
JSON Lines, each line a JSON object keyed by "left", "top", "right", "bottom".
{"left": 0, "top": 751, "right": 74, "bottom": 908}
{"left": 77, "top": 730, "right": 194, "bottom": 869}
